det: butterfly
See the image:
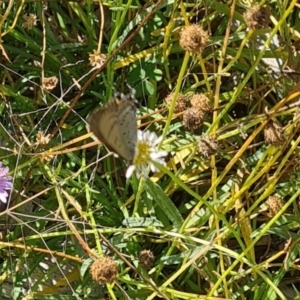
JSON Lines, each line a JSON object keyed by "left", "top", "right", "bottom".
{"left": 89, "top": 92, "right": 139, "bottom": 161}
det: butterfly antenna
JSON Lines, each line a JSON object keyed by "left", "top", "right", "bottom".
{"left": 126, "top": 84, "right": 140, "bottom": 107}
{"left": 126, "top": 83, "right": 136, "bottom": 97}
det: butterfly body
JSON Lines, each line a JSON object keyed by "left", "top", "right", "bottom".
{"left": 89, "top": 93, "right": 138, "bottom": 161}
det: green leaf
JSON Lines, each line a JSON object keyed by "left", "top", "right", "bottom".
{"left": 122, "top": 217, "right": 164, "bottom": 227}
{"left": 144, "top": 178, "right": 184, "bottom": 228}
{"left": 80, "top": 258, "right": 93, "bottom": 277}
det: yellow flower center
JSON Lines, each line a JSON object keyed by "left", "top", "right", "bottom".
{"left": 133, "top": 140, "right": 151, "bottom": 166}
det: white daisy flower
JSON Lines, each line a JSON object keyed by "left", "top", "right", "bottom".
{"left": 126, "top": 130, "right": 168, "bottom": 178}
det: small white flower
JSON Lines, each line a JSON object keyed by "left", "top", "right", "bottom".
{"left": 126, "top": 130, "right": 167, "bottom": 178}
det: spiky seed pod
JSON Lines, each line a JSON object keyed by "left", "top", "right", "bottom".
{"left": 198, "top": 135, "right": 219, "bottom": 158}
{"left": 42, "top": 76, "right": 58, "bottom": 91}
{"left": 266, "top": 196, "right": 284, "bottom": 217}
{"left": 179, "top": 24, "right": 209, "bottom": 54}
{"left": 182, "top": 107, "right": 204, "bottom": 130}
{"left": 190, "top": 93, "right": 211, "bottom": 114}
{"left": 90, "top": 257, "right": 118, "bottom": 284}
{"left": 164, "top": 92, "right": 189, "bottom": 113}
{"left": 36, "top": 131, "right": 51, "bottom": 146}
{"left": 22, "top": 14, "right": 37, "bottom": 29}
{"left": 263, "top": 120, "right": 285, "bottom": 146}
{"left": 89, "top": 49, "right": 107, "bottom": 68}
{"left": 138, "top": 250, "right": 155, "bottom": 269}
{"left": 244, "top": 5, "right": 271, "bottom": 29}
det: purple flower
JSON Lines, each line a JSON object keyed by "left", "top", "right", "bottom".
{"left": 0, "top": 163, "right": 12, "bottom": 203}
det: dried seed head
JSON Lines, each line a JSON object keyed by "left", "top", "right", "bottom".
{"left": 90, "top": 257, "right": 118, "bottom": 284}
{"left": 266, "top": 196, "right": 284, "bottom": 217}
{"left": 190, "top": 93, "right": 211, "bottom": 114}
{"left": 198, "top": 135, "right": 219, "bottom": 158}
{"left": 294, "top": 39, "right": 300, "bottom": 52}
{"left": 138, "top": 250, "right": 155, "bottom": 269}
{"left": 22, "top": 14, "right": 38, "bottom": 30}
{"left": 42, "top": 76, "right": 58, "bottom": 91}
{"left": 179, "top": 24, "right": 209, "bottom": 54}
{"left": 89, "top": 50, "right": 107, "bottom": 68}
{"left": 244, "top": 5, "right": 271, "bottom": 29}
{"left": 164, "top": 92, "right": 188, "bottom": 113}
{"left": 263, "top": 120, "right": 285, "bottom": 146}
{"left": 36, "top": 131, "right": 51, "bottom": 146}
{"left": 40, "top": 153, "right": 54, "bottom": 162}
{"left": 182, "top": 107, "right": 204, "bottom": 130}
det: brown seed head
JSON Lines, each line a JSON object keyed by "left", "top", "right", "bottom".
{"left": 266, "top": 196, "right": 284, "bottom": 217}
{"left": 22, "top": 14, "right": 38, "bottom": 30}
{"left": 179, "top": 24, "right": 209, "bottom": 54}
{"left": 164, "top": 92, "right": 188, "bottom": 113}
{"left": 263, "top": 120, "right": 285, "bottom": 146}
{"left": 198, "top": 135, "right": 219, "bottom": 158}
{"left": 190, "top": 93, "right": 211, "bottom": 114}
{"left": 42, "top": 76, "right": 58, "bottom": 91}
{"left": 89, "top": 50, "right": 107, "bottom": 68}
{"left": 90, "top": 257, "right": 118, "bottom": 285}
{"left": 138, "top": 250, "right": 155, "bottom": 269}
{"left": 183, "top": 107, "right": 204, "bottom": 130}
{"left": 244, "top": 5, "right": 271, "bottom": 29}
{"left": 40, "top": 153, "right": 54, "bottom": 162}
{"left": 36, "top": 131, "right": 51, "bottom": 146}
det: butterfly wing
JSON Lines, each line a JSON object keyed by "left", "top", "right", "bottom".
{"left": 115, "top": 100, "right": 138, "bottom": 160}
{"left": 89, "top": 99, "right": 137, "bottom": 161}
{"left": 89, "top": 100, "right": 120, "bottom": 150}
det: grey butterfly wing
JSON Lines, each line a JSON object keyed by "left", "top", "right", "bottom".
{"left": 115, "top": 101, "right": 137, "bottom": 160}
{"left": 89, "top": 99, "right": 137, "bottom": 161}
{"left": 89, "top": 100, "right": 119, "bottom": 150}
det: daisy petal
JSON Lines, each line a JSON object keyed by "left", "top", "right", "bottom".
{"left": 128, "top": 130, "right": 167, "bottom": 178}
{"left": 149, "top": 163, "right": 157, "bottom": 173}
{"left": 150, "top": 151, "right": 167, "bottom": 160}
{"left": 154, "top": 135, "right": 163, "bottom": 145}
{"left": 126, "top": 165, "right": 136, "bottom": 178}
